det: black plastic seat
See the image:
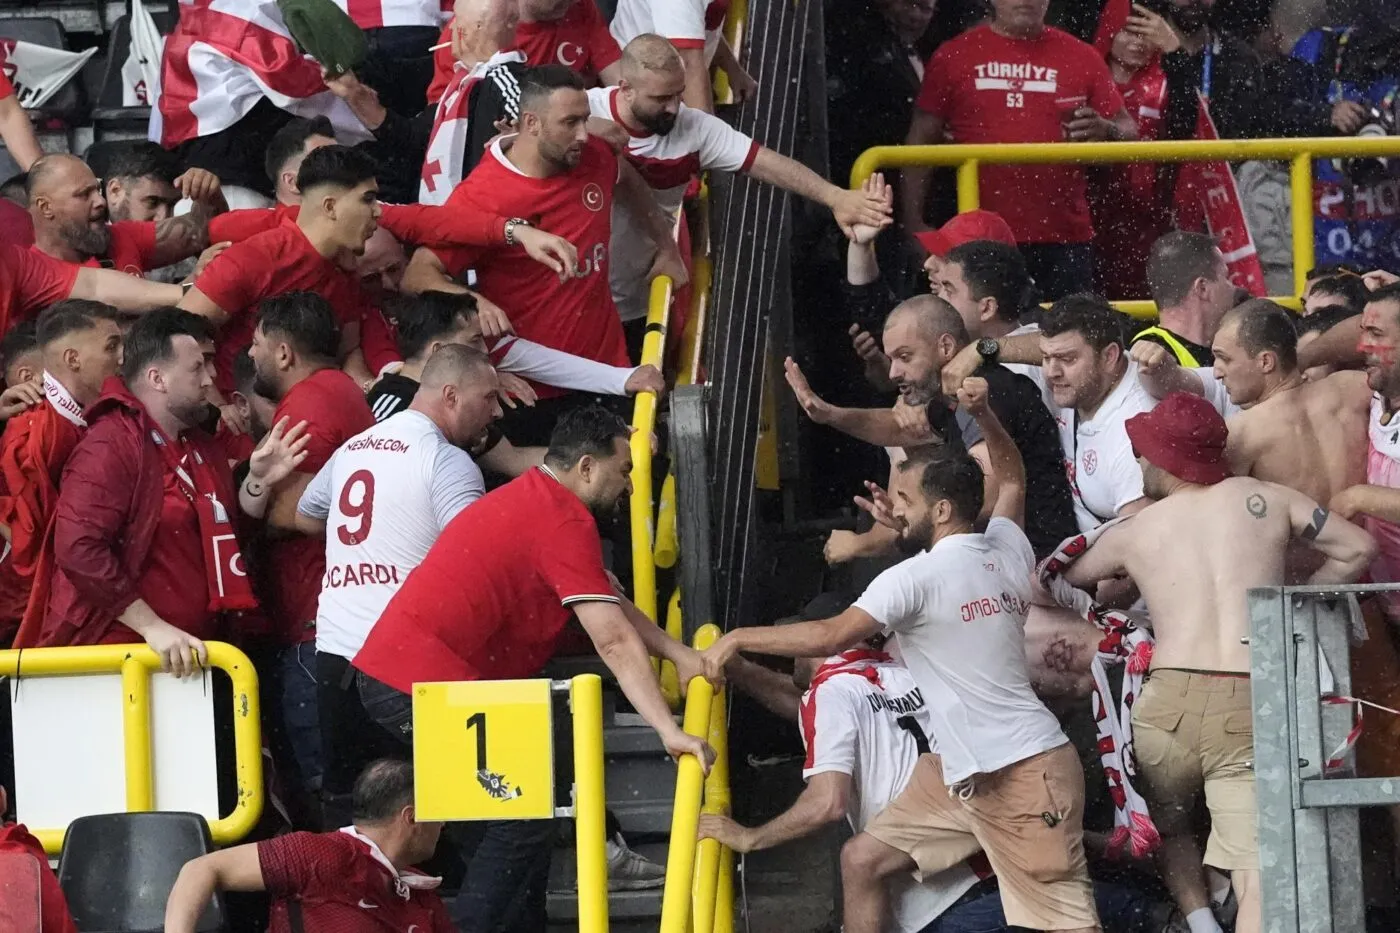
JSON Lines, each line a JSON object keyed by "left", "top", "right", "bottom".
{"left": 0, "top": 17, "right": 86, "bottom": 127}
{"left": 56, "top": 812, "right": 226, "bottom": 933}
{"left": 90, "top": 12, "right": 174, "bottom": 135}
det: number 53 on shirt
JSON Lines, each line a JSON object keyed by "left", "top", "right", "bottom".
{"left": 413, "top": 679, "right": 557, "bottom": 820}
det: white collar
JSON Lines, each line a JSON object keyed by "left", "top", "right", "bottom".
{"left": 337, "top": 827, "right": 442, "bottom": 899}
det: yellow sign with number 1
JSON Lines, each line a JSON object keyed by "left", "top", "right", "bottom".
{"left": 412, "top": 679, "right": 556, "bottom": 821}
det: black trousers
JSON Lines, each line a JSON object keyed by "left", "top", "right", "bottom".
{"left": 317, "top": 650, "right": 406, "bottom": 827}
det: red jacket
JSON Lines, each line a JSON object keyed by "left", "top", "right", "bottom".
{"left": 0, "top": 822, "right": 78, "bottom": 933}
{"left": 38, "top": 378, "right": 236, "bottom": 647}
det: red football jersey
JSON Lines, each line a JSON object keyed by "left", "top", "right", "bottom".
{"left": 30, "top": 222, "right": 158, "bottom": 276}
{"left": 428, "top": 135, "right": 630, "bottom": 398}
{"left": 0, "top": 243, "right": 77, "bottom": 334}
{"left": 258, "top": 830, "right": 454, "bottom": 933}
{"left": 916, "top": 25, "right": 1123, "bottom": 245}
{"left": 266, "top": 369, "right": 374, "bottom": 645}
{"left": 192, "top": 220, "right": 373, "bottom": 396}
{"left": 208, "top": 203, "right": 300, "bottom": 244}
{"left": 353, "top": 466, "right": 620, "bottom": 691}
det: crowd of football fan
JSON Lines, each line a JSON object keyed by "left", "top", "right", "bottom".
{"left": 0, "top": 0, "right": 1399, "bottom": 931}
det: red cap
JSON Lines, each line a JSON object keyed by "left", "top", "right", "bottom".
{"left": 1125, "top": 393, "right": 1230, "bottom": 486}
{"left": 1093, "top": 0, "right": 1132, "bottom": 59}
{"left": 914, "top": 210, "right": 1016, "bottom": 257}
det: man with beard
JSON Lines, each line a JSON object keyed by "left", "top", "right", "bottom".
{"left": 1058, "top": 393, "right": 1376, "bottom": 933}
{"left": 353, "top": 404, "right": 712, "bottom": 931}
{"left": 240, "top": 292, "right": 375, "bottom": 797}
{"left": 26, "top": 154, "right": 215, "bottom": 276}
{"left": 592, "top": 34, "right": 893, "bottom": 327}
{"left": 784, "top": 294, "right": 1075, "bottom": 560}
{"left": 699, "top": 377, "right": 1101, "bottom": 933}
{"left": 401, "top": 65, "right": 685, "bottom": 445}
{"left": 35, "top": 310, "right": 258, "bottom": 675}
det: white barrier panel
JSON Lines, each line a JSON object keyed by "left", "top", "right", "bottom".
{"left": 11, "top": 672, "right": 219, "bottom": 831}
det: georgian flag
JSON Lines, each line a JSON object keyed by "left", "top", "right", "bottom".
{"left": 419, "top": 50, "right": 523, "bottom": 204}
{"left": 0, "top": 40, "right": 96, "bottom": 109}
{"left": 153, "top": 0, "right": 371, "bottom": 148}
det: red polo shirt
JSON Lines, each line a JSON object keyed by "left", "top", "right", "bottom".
{"left": 31, "top": 221, "right": 158, "bottom": 275}
{"left": 353, "top": 466, "right": 619, "bottom": 691}
{"left": 0, "top": 243, "right": 78, "bottom": 332}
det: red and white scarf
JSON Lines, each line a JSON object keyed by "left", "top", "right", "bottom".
{"left": 1037, "top": 519, "right": 1160, "bottom": 859}
{"left": 419, "top": 50, "right": 524, "bottom": 204}
{"left": 150, "top": 429, "right": 257, "bottom": 612}
{"left": 43, "top": 372, "right": 86, "bottom": 427}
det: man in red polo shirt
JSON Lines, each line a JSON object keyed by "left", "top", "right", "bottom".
{"left": 240, "top": 291, "right": 374, "bottom": 795}
{"left": 354, "top": 403, "right": 709, "bottom": 930}
{"left": 164, "top": 759, "right": 451, "bottom": 933}
{"left": 427, "top": 0, "right": 623, "bottom": 104}
{"left": 0, "top": 300, "right": 124, "bottom": 649}
{"left": 403, "top": 65, "right": 683, "bottom": 444}
{"left": 899, "top": 0, "right": 1137, "bottom": 300}
{"left": 37, "top": 309, "right": 256, "bottom": 675}
{"left": 26, "top": 154, "right": 216, "bottom": 277}
{"left": 0, "top": 242, "right": 186, "bottom": 337}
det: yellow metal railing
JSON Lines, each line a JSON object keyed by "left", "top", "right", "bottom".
{"left": 0, "top": 641, "right": 263, "bottom": 855}
{"left": 570, "top": 674, "right": 610, "bottom": 933}
{"left": 852, "top": 136, "right": 1400, "bottom": 318}
{"left": 659, "top": 624, "right": 734, "bottom": 933}
{"left": 711, "top": 0, "right": 749, "bottom": 106}
{"left": 629, "top": 271, "right": 674, "bottom": 638}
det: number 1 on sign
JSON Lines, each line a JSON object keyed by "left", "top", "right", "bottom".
{"left": 466, "top": 711, "right": 488, "bottom": 769}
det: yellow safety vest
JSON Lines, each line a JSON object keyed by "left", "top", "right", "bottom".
{"left": 1133, "top": 326, "right": 1202, "bottom": 368}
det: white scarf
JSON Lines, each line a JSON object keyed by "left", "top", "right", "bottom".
{"left": 419, "top": 50, "right": 525, "bottom": 205}
{"left": 1037, "top": 519, "right": 1160, "bottom": 860}
{"left": 42, "top": 371, "right": 86, "bottom": 427}
{"left": 338, "top": 826, "right": 443, "bottom": 900}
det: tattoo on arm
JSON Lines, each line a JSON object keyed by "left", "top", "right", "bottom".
{"left": 1301, "top": 507, "right": 1330, "bottom": 541}
{"left": 153, "top": 214, "right": 208, "bottom": 264}
{"left": 1246, "top": 493, "right": 1268, "bottom": 518}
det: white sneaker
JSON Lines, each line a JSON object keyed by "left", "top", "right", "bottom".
{"left": 605, "top": 833, "right": 666, "bottom": 890}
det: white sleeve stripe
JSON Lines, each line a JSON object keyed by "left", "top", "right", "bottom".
{"left": 561, "top": 594, "right": 622, "bottom": 606}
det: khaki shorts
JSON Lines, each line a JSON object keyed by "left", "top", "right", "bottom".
{"left": 1354, "top": 598, "right": 1400, "bottom": 778}
{"left": 1131, "top": 669, "right": 1257, "bottom": 870}
{"left": 864, "top": 743, "right": 1097, "bottom": 931}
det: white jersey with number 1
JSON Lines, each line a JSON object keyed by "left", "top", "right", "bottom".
{"left": 298, "top": 409, "right": 485, "bottom": 660}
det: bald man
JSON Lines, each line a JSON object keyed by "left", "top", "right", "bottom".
{"left": 591, "top": 33, "right": 892, "bottom": 323}
{"left": 324, "top": 0, "right": 526, "bottom": 203}
{"left": 783, "top": 294, "right": 1076, "bottom": 561}
{"left": 27, "top": 154, "right": 210, "bottom": 276}
{"left": 293, "top": 343, "right": 502, "bottom": 825}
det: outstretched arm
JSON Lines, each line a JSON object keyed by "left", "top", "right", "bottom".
{"left": 958, "top": 377, "right": 1023, "bottom": 527}
{"left": 1279, "top": 484, "right": 1376, "bottom": 584}
{"left": 1131, "top": 340, "right": 1205, "bottom": 400}
{"left": 1061, "top": 522, "right": 1130, "bottom": 589}
{"left": 165, "top": 846, "right": 265, "bottom": 933}
{"left": 698, "top": 771, "right": 850, "bottom": 853}
{"left": 746, "top": 147, "right": 891, "bottom": 239}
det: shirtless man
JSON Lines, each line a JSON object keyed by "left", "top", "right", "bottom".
{"left": 1062, "top": 392, "right": 1377, "bottom": 933}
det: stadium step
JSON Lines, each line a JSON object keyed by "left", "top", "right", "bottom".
{"left": 546, "top": 839, "right": 668, "bottom": 927}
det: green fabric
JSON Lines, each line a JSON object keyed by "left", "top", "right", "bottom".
{"left": 277, "top": 0, "right": 367, "bottom": 77}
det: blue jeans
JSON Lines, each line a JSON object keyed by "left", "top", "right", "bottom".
{"left": 358, "top": 672, "right": 558, "bottom": 933}
{"left": 279, "top": 642, "right": 322, "bottom": 793}
{"left": 921, "top": 880, "right": 1160, "bottom": 933}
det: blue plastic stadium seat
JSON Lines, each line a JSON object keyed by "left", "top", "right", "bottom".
{"left": 57, "top": 812, "right": 226, "bottom": 933}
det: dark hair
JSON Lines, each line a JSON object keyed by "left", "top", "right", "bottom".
{"left": 544, "top": 404, "right": 630, "bottom": 470}
{"left": 351, "top": 759, "right": 415, "bottom": 824}
{"left": 231, "top": 344, "right": 258, "bottom": 396}
{"left": 899, "top": 451, "right": 985, "bottom": 524}
{"left": 519, "top": 64, "right": 587, "bottom": 113}
{"left": 1308, "top": 274, "right": 1370, "bottom": 314}
{"left": 396, "top": 291, "right": 479, "bottom": 360}
{"left": 1223, "top": 299, "right": 1298, "bottom": 371}
{"left": 1040, "top": 292, "right": 1128, "bottom": 353}
{"left": 0, "top": 321, "right": 39, "bottom": 373}
{"left": 1307, "top": 263, "right": 1364, "bottom": 282}
{"left": 86, "top": 140, "right": 178, "bottom": 186}
{"left": 35, "top": 299, "right": 121, "bottom": 347}
{"left": 296, "top": 144, "right": 378, "bottom": 194}
{"left": 1146, "top": 231, "right": 1223, "bottom": 308}
{"left": 264, "top": 116, "right": 336, "bottom": 184}
{"left": 1367, "top": 282, "right": 1400, "bottom": 313}
{"left": 120, "top": 307, "right": 211, "bottom": 383}
{"left": 942, "top": 241, "right": 1034, "bottom": 323}
{"left": 1297, "top": 304, "right": 1359, "bottom": 338}
{"left": 255, "top": 292, "right": 341, "bottom": 363}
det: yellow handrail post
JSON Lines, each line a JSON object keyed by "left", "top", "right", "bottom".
{"left": 571, "top": 674, "right": 609, "bottom": 933}
{"left": 660, "top": 624, "right": 719, "bottom": 933}
{"left": 120, "top": 655, "right": 154, "bottom": 812}
{"left": 661, "top": 589, "right": 683, "bottom": 705}
{"left": 692, "top": 667, "right": 730, "bottom": 931}
{"left": 714, "top": 847, "right": 736, "bottom": 933}
{"left": 955, "top": 160, "right": 980, "bottom": 213}
{"left": 1290, "top": 152, "right": 1316, "bottom": 298}
{"left": 630, "top": 273, "right": 674, "bottom": 636}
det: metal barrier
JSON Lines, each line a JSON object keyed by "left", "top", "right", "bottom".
{"left": 659, "top": 623, "right": 734, "bottom": 933}
{"left": 1249, "top": 584, "right": 1400, "bottom": 933}
{"left": 850, "top": 136, "right": 1400, "bottom": 318}
{"left": 629, "top": 271, "right": 674, "bottom": 635}
{"left": 0, "top": 641, "right": 263, "bottom": 855}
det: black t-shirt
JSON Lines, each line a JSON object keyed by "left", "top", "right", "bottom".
{"left": 925, "top": 364, "right": 1077, "bottom": 559}
{"left": 1133, "top": 327, "right": 1213, "bottom": 369}
{"left": 365, "top": 372, "right": 504, "bottom": 456}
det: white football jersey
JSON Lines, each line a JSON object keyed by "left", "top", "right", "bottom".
{"left": 299, "top": 409, "right": 484, "bottom": 659}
